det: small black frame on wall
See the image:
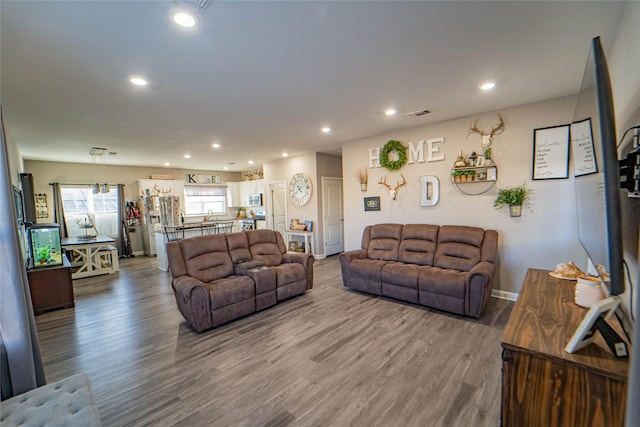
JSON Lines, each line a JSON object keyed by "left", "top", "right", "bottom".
{"left": 364, "top": 196, "right": 381, "bottom": 211}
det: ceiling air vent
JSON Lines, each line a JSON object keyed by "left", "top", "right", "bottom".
{"left": 406, "top": 109, "right": 431, "bottom": 117}
{"left": 175, "top": 0, "right": 213, "bottom": 14}
{"left": 89, "top": 147, "right": 107, "bottom": 156}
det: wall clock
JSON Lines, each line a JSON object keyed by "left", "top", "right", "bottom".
{"left": 289, "top": 172, "right": 312, "bottom": 206}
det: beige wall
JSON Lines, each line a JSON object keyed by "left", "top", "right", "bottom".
{"left": 609, "top": 0, "right": 640, "bottom": 128}
{"left": 23, "top": 160, "right": 242, "bottom": 221}
{"left": 341, "top": 95, "right": 585, "bottom": 294}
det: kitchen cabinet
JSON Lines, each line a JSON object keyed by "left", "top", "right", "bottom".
{"left": 228, "top": 180, "right": 264, "bottom": 207}
{"left": 227, "top": 182, "right": 240, "bottom": 207}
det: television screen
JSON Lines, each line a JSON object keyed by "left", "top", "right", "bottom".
{"left": 572, "top": 37, "right": 624, "bottom": 297}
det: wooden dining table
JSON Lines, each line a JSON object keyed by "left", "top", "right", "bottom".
{"left": 61, "top": 235, "right": 119, "bottom": 279}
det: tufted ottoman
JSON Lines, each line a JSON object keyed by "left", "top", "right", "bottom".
{"left": 0, "top": 373, "right": 101, "bottom": 427}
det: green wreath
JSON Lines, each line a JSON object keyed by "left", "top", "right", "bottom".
{"left": 380, "top": 140, "right": 407, "bottom": 171}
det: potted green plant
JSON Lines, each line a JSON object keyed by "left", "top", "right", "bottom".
{"left": 451, "top": 170, "right": 465, "bottom": 183}
{"left": 37, "top": 246, "right": 50, "bottom": 264}
{"left": 493, "top": 184, "right": 529, "bottom": 217}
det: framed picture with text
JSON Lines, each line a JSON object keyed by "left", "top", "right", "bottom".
{"left": 532, "top": 124, "right": 570, "bottom": 180}
{"left": 571, "top": 118, "right": 598, "bottom": 176}
{"left": 364, "top": 197, "right": 381, "bottom": 211}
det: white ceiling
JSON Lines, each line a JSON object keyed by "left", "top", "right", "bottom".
{"left": 1, "top": 1, "right": 627, "bottom": 172}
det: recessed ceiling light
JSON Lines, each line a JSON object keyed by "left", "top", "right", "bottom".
{"left": 282, "top": 152, "right": 289, "bottom": 157}
{"left": 172, "top": 10, "right": 197, "bottom": 28}
{"left": 212, "top": 143, "right": 221, "bottom": 148}
{"left": 223, "top": 166, "right": 229, "bottom": 170}
{"left": 480, "top": 82, "right": 496, "bottom": 91}
{"left": 129, "top": 76, "right": 148, "bottom": 86}
{"left": 385, "top": 109, "right": 397, "bottom": 116}
{"left": 321, "top": 127, "right": 331, "bottom": 133}
{"left": 248, "top": 160, "right": 254, "bottom": 165}
{"left": 164, "top": 162, "right": 170, "bottom": 167}
{"left": 184, "top": 154, "right": 191, "bottom": 159}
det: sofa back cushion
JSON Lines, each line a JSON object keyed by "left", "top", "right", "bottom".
{"left": 226, "top": 232, "right": 252, "bottom": 263}
{"left": 398, "top": 224, "right": 439, "bottom": 266}
{"left": 177, "top": 234, "right": 234, "bottom": 282}
{"left": 434, "top": 225, "right": 485, "bottom": 272}
{"left": 246, "top": 229, "right": 285, "bottom": 266}
{"left": 365, "top": 223, "right": 403, "bottom": 261}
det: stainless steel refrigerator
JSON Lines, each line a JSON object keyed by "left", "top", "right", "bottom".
{"left": 141, "top": 195, "right": 161, "bottom": 256}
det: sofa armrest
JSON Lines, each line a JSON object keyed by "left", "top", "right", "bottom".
{"left": 339, "top": 249, "right": 368, "bottom": 288}
{"left": 233, "top": 259, "right": 265, "bottom": 276}
{"left": 172, "top": 276, "right": 212, "bottom": 332}
{"left": 282, "top": 252, "right": 315, "bottom": 289}
{"left": 465, "top": 261, "right": 496, "bottom": 318}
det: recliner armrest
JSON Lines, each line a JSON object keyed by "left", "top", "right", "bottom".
{"left": 172, "top": 275, "right": 212, "bottom": 332}
{"left": 339, "top": 249, "right": 367, "bottom": 264}
{"left": 465, "top": 261, "right": 496, "bottom": 318}
{"left": 282, "top": 252, "right": 315, "bottom": 289}
{"left": 233, "top": 259, "right": 265, "bottom": 276}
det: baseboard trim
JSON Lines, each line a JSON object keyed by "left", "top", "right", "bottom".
{"left": 314, "top": 254, "right": 327, "bottom": 260}
{"left": 491, "top": 289, "right": 519, "bottom": 301}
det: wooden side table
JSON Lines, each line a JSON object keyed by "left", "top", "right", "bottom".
{"left": 285, "top": 230, "right": 313, "bottom": 254}
{"left": 501, "top": 268, "right": 628, "bottom": 426}
{"left": 27, "top": 257, "right": 74, "bottom": 315}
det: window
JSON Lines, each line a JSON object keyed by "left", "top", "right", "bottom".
{"left": 184, "top": 185, "right": 227, "bottom": 216}
{"left": 61, "top": 186, "right": 119, "bottom": 237}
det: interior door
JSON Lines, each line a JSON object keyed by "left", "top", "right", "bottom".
{"left": 269, "top": 181, "right": 287, "bottom": 235}
{"left": 322, "top": 177, "right": 344, "bottom": 255}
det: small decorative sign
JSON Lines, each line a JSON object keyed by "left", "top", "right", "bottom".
{"left": 532, "top": 124, "right": 570, "bottom": 180}
{"left": 364, "top": 196, "right": 381, "bottom": 211}
{"left": 571, "top": 118, "right": 598, "bottom": 176}
{"left": 186, "top": 174, "right": 221, "bottom": 184}
{"left": 150, "top": 174, "right": 174, "bottom": 180}
{"left": 35, "top": 193, "right": 48, "bottom": 219}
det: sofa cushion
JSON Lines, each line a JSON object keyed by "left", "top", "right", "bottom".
{"left": 366, "top": 223, "right": 403, "bottom": 261}
{"left": 226, "top": 232, "right": 252, "bottom": 263}
{"left": 433, "top": 225, "right": 485, "bottom": 272}
{"left": 208, "top": 275, "right": 256, "bottom": 309}
{"left": 179, "top": 235, "right": 234, "bottom": 282}
{"left": 381, "top": 262, "right": 424, "bottom": 288}
{"left": 418, "top": 267, "right": 467, "bottom": 298}
{"left": 272, "top": 263, "right": 306, "bottom": 286}
{"left": 350, "top": 258, "right": 388, "bottom": 281}
{"left": 398, "top": 224, "right": 439, "bottom": 266}
{"left": 246, "top": 230, "right": 284, "bottom": 266}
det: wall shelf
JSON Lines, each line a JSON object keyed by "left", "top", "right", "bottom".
{"left": 450, "top": 165, "right": 498, "bottom": 195}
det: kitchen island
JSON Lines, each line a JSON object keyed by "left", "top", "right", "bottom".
{"left": 155, "top": 220, "right": 236, "bottom": 271}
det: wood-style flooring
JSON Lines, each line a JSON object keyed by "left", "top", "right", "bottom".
{"left": 35, "top": 254, "right": 513, "bottom": 426}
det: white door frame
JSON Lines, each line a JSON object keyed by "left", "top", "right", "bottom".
{"left": 267, "top": 180, "right": 287, "bottom": 232}
{"left": 321, "top": 176, "right": 344, "bottom": 257}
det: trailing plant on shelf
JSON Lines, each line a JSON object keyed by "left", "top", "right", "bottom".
{"left": 493, "top": 184, "right": 530, "bottom": 217}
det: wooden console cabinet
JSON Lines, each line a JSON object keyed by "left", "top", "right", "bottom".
{"left": 501, "top": 268, "right": 628, "bottom": 427}
{"left": 27, "top": 257, "right": 74, "bottom": 315}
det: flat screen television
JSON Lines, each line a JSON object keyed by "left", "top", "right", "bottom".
{"left": 572, "top": 36, "right": 624, "bottom": 298}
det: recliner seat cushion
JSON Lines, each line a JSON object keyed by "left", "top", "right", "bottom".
{"left": 398, "top": 224, "right": 438, "bottom": 266}
{"left": 272, "top": 263, "right": 305, "bottom": 286}
{"left": 208, "top": 275, "right": 256, "bottom": 309}
{"left": 418, "top": 267, "right": 467, "bottom": 298}
{"left": 366, "top": 223, "right": 403, "bottom": 261}
{"left": 433, "top": 225, "right": 485, "bottom": 272}
{"left": 179, "top": 235, "right": 234, "bottom": 282}
{"left": 381, "top": 262, "right": 424, "bottom": 288}
{"left": 350, "top": 259, "right": 388, "bottom": 281}
{"left": 246, "top": 230, "right": 284, "bottom": 266}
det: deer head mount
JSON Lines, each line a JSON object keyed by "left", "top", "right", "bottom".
{"left": 153, "top": 183, "right": 172, "bottom": 195}
{"left": 470, "top": 113, "right": 505, "bottom": 148}
{"left": 379, "top": 174, "right": 407, "bottom": 200}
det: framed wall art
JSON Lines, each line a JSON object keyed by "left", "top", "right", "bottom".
{"left": 532, "top": 124, "right": 570, "bottom": 180}
{"left": 571, "top": 118, "right": 598, "bottom": 176}
{"left": 364, "top": 196, "right": 380, "bottom": 211}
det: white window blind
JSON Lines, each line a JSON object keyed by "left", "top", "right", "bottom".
{"left": 184, "top": 185, "right": 227, "bottom": 216}
{"left": 61, "top": 186, "right": 119, "bottom": 237}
